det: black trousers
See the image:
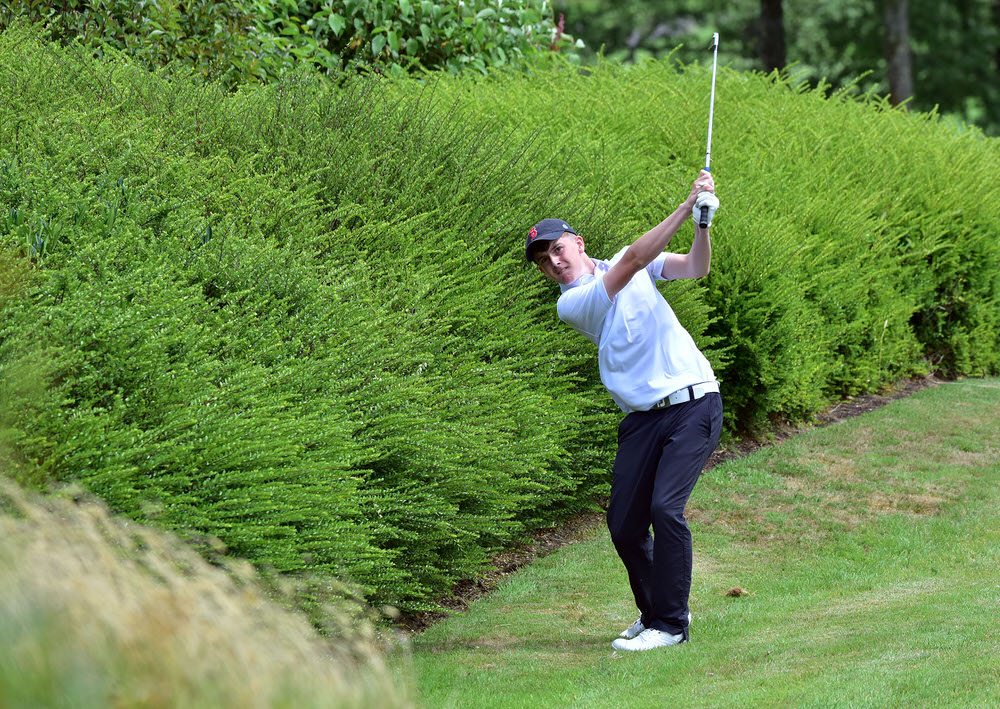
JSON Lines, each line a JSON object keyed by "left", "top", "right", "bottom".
{"left": 607, "top": 392, "right": 723, "bottom": 635}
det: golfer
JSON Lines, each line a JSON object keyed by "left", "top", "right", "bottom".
{"left": 525, "top": 171, "right": 723, "bottom": 652}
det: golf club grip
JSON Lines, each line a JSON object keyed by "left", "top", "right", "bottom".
{"left": 699, "top": 205, "right": 709, "bottom": 229}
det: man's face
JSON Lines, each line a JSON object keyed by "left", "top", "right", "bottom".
{"left": 532, "top": 233, "right": 588, "bottom": 285}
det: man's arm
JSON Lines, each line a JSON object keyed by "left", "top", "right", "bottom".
{"left": 659, "top": 223, "right": 711, "bottom": 280}
{"left": 602, "top": 171, "right": 714, "bottom": 298}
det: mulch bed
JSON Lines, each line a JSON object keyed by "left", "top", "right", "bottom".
{"left": 398, "top": 374, "right": 944, "bottom": 632}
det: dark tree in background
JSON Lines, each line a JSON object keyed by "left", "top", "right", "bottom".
{"left": 760, "top": 0, "right": 786, "bottom": 73}
{"left": 996, "top": 0, "right": 1000, "bottom": 71}
{"left": 557, "top": 0, "right": 1000, "bottom": 135}
{"left": 554, "top": 0, "right": 707, "bottom": 64}
{"left": 906, "top": 0, "right": 999, "bottom": 130}
{"left": 883, "top": 0, "right": 914, "bottom": 106}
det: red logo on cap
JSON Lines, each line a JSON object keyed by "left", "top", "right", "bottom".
{"left": 529, "top": 227, "right": 538, "bottom": 241}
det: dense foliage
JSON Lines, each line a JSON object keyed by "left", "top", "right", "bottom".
{"left": 0, "top": 0, "right": 580, "bottom": 84}
{"left": 0, "top": 28, "right": 612, "bottom": 613}
{"left": 1, "top": 27, "right": 998, "bottom": 612}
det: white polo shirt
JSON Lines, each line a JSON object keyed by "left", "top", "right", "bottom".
{"left": 556, "top": 247, "right": 717, "bottom": 414}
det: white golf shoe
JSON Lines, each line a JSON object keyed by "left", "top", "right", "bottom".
{"left": 619, "top": 612, "right": 690, "bottom": 640}
{"left": 612, "top": 627, "right": 686, "bottom": 652}
{"left": 619, "top": 618, "right": 646, "bottom": 639}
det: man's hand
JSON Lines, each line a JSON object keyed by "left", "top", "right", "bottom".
{"left": 685, "top": 170, "right": 718, "bottom": 229}
{"left": 685, "top": 170, "right": 715, "bottom": 205}
{"left": 693, "top": 192, "right": 720, "bottom": 228}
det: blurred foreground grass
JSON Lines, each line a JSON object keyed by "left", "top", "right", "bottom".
{"left": 0, "top": 477, "right": 412, "bottom": 709}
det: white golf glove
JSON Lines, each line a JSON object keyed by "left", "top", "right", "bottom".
{"left": 692, "top": 191, "right": 720, "bottom": 228}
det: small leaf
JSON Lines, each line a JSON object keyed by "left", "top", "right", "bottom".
{"left": 371, "top": 34, "right": 386, "bottom": 56}
{"left": 519, "top": 9, "right": 540, "bottom": 24}
{"left": 327, "top": 13, "right": 346, "bottom": 36}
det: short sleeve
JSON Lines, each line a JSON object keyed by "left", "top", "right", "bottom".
{"left": 648, "top": 253, "right": 670, "bottom": 281}
{"left": 557, "top": 277, "right": 612, "bottom": 344}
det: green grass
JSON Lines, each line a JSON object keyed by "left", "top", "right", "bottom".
{"left": 401, "top": 378, "right": 1000, "bottom": 707}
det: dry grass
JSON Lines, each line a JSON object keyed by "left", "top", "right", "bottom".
{"left": 0, "top": 477, "right": 412, "bottom": 709}
{"left": 689, "top": 439, "right": 961, "bottom": 549}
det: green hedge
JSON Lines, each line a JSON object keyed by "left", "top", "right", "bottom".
{"left": 1, "top": 28, "right": 998, "bottom": 612}
{"left": 0, "top": 29, "right": 614, "bottom": 612}
{"left": 399, "top": 62, "right": 1000, "bottom": 428}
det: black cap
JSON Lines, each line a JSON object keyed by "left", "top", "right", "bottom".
{"left": 525, "top": 218, "right": 576, "bottom": 263}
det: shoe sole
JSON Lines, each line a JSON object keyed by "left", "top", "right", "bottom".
{"left": 611, "top": 636, "right": 686, "bottom": 652}
{"left": 616, "top": 612, "right": 692, "bottom": 642}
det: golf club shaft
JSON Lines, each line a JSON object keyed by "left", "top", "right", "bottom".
{"left": 700, "top": 32, "right": 719, "bottom": 229}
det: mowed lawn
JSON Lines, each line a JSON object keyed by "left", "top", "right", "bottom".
{"left": 399, "top": 378, "right": 1000, "bottom": 708}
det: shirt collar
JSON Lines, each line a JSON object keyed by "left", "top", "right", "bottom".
{"left": 559, "top": 258, "right": 608, "bottom": 293}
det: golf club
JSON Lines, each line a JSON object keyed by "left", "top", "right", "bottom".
{"left": 699, "top": 32, "right": 719, "bottom": 229}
